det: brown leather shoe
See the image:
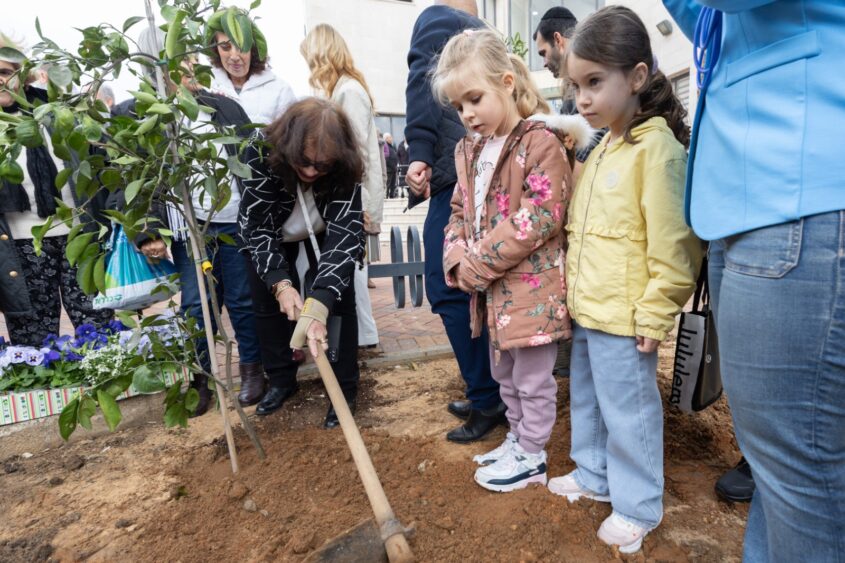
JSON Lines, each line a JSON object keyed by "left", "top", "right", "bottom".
{"left": 237, "top": 362, "right": 266, "bottom": 407}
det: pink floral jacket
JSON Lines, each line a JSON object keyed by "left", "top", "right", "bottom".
{"left": 443, "top": 119, "right": 574, "bottom": 351}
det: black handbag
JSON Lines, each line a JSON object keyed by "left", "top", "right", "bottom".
{"left": 670, "top": 258, "right": 722, "bottom": 412}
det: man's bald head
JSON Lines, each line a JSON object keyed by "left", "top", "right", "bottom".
{"left": 435, "top": 0, "right": 478, "bottom": 16}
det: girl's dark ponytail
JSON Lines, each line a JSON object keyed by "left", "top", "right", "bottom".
{"left": 631, "top": 70, "right": 690, "bottom": 148}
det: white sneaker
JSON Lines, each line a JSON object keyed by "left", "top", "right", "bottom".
{"left": 547, "top": 472, "right": 611, "bottom": 503}
{"left": 597, "top": 512, "right": 650, "bottom": 554}
{"left": 473, "top": 432, "right": 518, "bottom": 466}
{"left": 474, "top": 443, "right": 547, "bottom": 492}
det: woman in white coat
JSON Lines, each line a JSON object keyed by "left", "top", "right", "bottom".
{"left": 205, "top": 9, "right": 298, "bottom": 408}
{"left": 300, "top": 24, "right": 383, "bottom": 348}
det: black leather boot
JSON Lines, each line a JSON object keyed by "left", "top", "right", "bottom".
{"left": 255, "top": 384, "right": 300, "bottom": 416}
{"left": 446, "top": 402, "right": 507, "bottom": 443}
{"left": 715, "top": 457, "right": 755, "bottom": 502}
{"left": 237, "top": 362, "right": 266, "bottom": 407}
{"left": 189, "top": 374, "right": 213, "bottom": 418}
{"left": 447, "top": 399, "right": 472, "bottom": 420}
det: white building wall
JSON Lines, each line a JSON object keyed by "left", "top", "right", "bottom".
{"left": 299, "top": 1, "right": 697, "bottom": 125}
{"left": 304, "top": 0, "right": 435, "bottom": 115}
{"left": 606, "top": 0, "right": 698, "bottom": 114}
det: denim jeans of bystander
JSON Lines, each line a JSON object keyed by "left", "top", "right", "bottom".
{"left": 709, "top": 211, "right": 845, "bottom": 562}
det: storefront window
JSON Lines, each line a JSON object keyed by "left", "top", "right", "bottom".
{"left": 477, "top": 0, "right": 497, "bottom": 26}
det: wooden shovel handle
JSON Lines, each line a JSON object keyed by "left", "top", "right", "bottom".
{"left": 312, "top": 352, "right": 415, "bottom": 563}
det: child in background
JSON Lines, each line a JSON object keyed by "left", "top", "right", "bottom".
{"left": 433, "top": 29, "right": 591, "bottom": 492}
{"left": 546, "top": 5, "right": 702, "bottom": 554}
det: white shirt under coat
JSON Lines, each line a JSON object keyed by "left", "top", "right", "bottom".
{"left": 211, "top": 67, "right": 296, "bottom": 126}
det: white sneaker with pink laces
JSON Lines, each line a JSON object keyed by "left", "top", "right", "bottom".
{"left": 597, "top": 512, "right": 650, "bottom": 554}
{"left": 547, "top": 472, "right": 611, "bottom": 503}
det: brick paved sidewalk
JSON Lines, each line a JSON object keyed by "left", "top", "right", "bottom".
{"left": 0, "top": 270, "right": 453, "bottom": 369}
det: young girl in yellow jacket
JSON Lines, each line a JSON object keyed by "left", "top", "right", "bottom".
{"left": 546, "top": 6, "right": 702, "bottom": 554}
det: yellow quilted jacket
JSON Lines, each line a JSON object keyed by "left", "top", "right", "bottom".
{"left": 566, "top": 117, "right": 703, "bottom": 341}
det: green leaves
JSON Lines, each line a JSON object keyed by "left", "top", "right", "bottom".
{"left": 97, "top": 390, "right": 122, "bottom": 431}
{"left": 227, "top": 155, "right": 251, "bottom": 179}
{"left": 122, "top": 16, "right": 145, "bottom": 33}
{"left": 220, "top": 7, "right": 254, "bottom": 55}
{"left": 66, "top": 232, "right": 95, "bottom": 266}
{"left": 47, "top": 65, "right": 73, "bottom": 89}
{"left": 132, "top": 365, "right": 168, "bottom": 394}
{"left": 124, "top": 179, "right": 145, "bottom": 204}
{"left": 146, "top": 103, "right": 173, "bottom": 116}
{"left": 129, "top": 90, "right": 158, "bottom": 105}
{"left": 0, "top": 47, "right": 26, "bottom": 63}
{"left": 15, "top": 118, "right": 44, "bottom": 148}
{"left": 0, "top": 159, "right": 24, "bottom": 184}
{"left": 177, "top": 85, "right": 199, "bottom": 121}
{"left": 163, "top": 382, "right": 192, "bottom": 428}
{"left": 58, "top": 396, "right": 80, "bottom": 440}
{"left": 135, "top": 114, "right": 159, "bottom": 136}
{"left": 165, "top": 9, "right": 188, "bottom": 59}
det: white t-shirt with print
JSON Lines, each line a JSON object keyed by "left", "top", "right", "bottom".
{"left": 473, "top": 135, "right": 507, "bottom": 237}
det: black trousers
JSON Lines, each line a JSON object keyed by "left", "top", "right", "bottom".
{"left": 5, "top": 236, "right": 113, "bottom": 347}
{"left": 246, "top": 239, "right": 360, "bottom": 398}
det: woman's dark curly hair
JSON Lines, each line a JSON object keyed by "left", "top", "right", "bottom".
{"left": 207, "top": 32, "right": 267, "bottom": 76}
{"left": 264, "top": 97, "right": 364, "bottom": 197}
{"left": 567, "top": 5, "right": 690, "bottom": 148}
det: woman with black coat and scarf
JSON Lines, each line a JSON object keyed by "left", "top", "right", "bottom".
{"left": 238, "top": 97, "right": 366, "bottom": 428}
{"left": 0, "top": 50, "right": 113, "bottom": 346}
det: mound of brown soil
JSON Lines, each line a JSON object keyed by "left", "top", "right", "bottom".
{"left": 0, "top": 349, "right": 747, "bottom": 562}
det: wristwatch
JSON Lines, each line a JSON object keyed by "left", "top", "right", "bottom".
{"left": 272, "top": 279, "right": 293, "bottom": 298}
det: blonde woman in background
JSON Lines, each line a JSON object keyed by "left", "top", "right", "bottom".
{"left": 301, "top": 24, "right": 382, "bottom": 349}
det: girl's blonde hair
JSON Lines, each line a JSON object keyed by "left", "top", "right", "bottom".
{"left": 300, "top": 24, "right": 374, "bottom": 107}
{"left": 432, "top": 29, "right": 549, "bottom": 119}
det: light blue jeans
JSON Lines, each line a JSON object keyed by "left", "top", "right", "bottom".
{"left": 709, "top": 211, "right": 845, "bottom": 563}
{"left": 569, "top": 324, "right": 663, "bottom": 529}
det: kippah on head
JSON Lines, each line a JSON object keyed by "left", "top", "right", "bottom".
{"left": 541, "top": 6, "right": 577, "bottom": 22}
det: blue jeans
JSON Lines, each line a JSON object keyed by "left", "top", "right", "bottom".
{"left": 423, "top": 188, "right": 499, "bottom": 409}
{"left": 709, "top": 211, "right": 845, "bottom": 563}
{"left": 173, "top": 222, "right": 261, "bottom": 371}
{"left": 569, "top": 323, "right": 663, "bottom": 529}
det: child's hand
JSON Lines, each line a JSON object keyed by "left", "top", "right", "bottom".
{"left": 455, "top": 265, "right": 474, "bottom": 293}
{"left": 636, "top": 336, "right": 660, "bottom": 353}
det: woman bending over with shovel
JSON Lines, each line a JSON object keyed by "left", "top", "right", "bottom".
{"left": 238, "top": 97, "right": 366, "bottom": 428}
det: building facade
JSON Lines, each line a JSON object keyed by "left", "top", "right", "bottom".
{"left": 300, "top": 0, "right": 695, "bottom": 141}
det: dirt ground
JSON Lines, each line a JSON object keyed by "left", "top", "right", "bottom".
{"left": 0, "top": 343, "right": 748, "bottom": 562}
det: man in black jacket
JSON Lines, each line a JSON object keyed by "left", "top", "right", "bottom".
{"left": 534, "top": 7, "right": 604, "bottom": 183}
{"left": 405, "top": 0, "right": 504, "bottom": 443}
{"left": 383, "top": 133, "right": 399, "bottom": 198}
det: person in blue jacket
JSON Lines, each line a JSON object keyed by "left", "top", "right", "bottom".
{"left": 404, "top": 0, "right": 505, "bottom": 443}
{"left": 662, "top": 2, "right": 845, "bottom": 561}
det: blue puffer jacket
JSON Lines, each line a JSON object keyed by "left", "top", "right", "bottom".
{"left": 404, "top": 5, "right": 483, "bottom": 202}
{"left": 663, "top": 0, "right": 845, "bottom": 240}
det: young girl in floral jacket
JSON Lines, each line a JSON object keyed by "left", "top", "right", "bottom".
{"left": 432, "top": 29, "right": 593, "bottom": 492}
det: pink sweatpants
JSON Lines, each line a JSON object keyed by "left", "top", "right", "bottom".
{"left": 489, "top": 342, "right": 558, "bottom": 454}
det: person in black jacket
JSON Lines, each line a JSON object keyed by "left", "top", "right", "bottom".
{"left": 238, "top": 97, "right": 366, "bottom": 429}
{"left": 0, "top": 50, "right": 113, "bottom": 346}
{"left": 110, "top": 57, "right": 261, "bottom": 418}
{"left": 533, "top": 7, "right": 604, "bottom": 182}
{"left": 404, "top": 0, "right": 504, "bottom": 443}
{"left": 383, "top": 133, "right": 399, "bottom": 198}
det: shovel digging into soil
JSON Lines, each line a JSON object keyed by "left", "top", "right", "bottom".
{"left": 305, "top": 351, "right": 415, "bottom": 563}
